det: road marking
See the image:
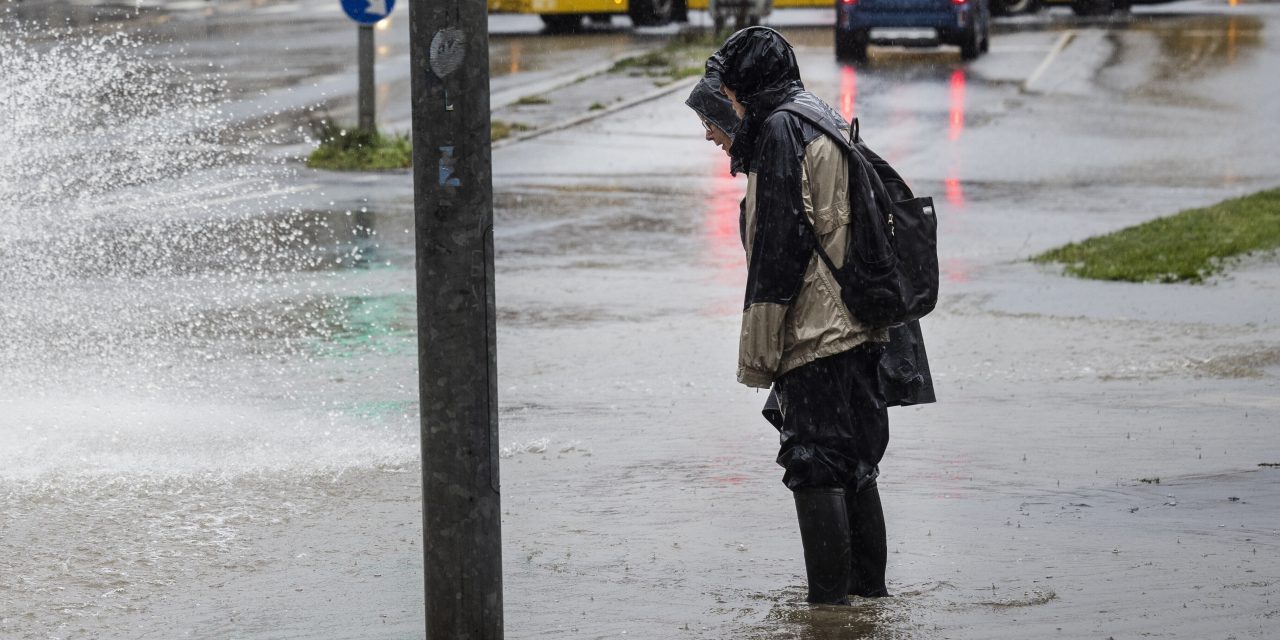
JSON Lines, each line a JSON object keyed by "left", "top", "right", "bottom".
{"left": 1022, "top": 30, "right": 1076, "bottom": 94}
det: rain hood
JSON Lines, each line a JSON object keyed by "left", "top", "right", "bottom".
{"left": 684, "top": 76, "right": 740, "bottom": 140}
{"left": 706, "top": 27, "right": 804, "bottom": 126}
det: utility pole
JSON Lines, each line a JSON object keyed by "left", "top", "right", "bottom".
{"left": 357, "top": 24, "right": 376, "bottom": 132}
{"left": 408, "top": 0, "right": 503, "bottom": 637}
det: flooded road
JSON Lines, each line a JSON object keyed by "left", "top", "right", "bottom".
{"left": 2, "top": 0, "right": 1280, "bottom": 638}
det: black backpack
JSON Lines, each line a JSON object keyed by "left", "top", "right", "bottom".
{"left": 774, "top": 103, "right": 939, "bottom": 329}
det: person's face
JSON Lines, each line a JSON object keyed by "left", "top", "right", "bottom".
{"left": 701, "top": 117, "right": 733, "bottom": 155}
{"left": 722, "top": 85, "right": 746, "bottom": 119}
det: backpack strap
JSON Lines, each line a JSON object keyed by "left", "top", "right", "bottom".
{"left": 771, "top": 102, "right": 858, "bottom": 279}
{"left": 773, "top": 103, "right": 855, "bottom": 153}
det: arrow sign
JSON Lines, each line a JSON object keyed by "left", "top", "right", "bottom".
{"left": 341, "top": 0, "right": 396, "bottom": 24}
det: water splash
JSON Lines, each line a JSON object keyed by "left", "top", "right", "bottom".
{"left": 0, "top": 24, "right": 415, "bottom": 480}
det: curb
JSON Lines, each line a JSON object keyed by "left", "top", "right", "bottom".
{"left": 493, "top": 74, "right": 703, "bottom": 149}
{"left": 490, "top": 46, "right": 657, "bottom": 110}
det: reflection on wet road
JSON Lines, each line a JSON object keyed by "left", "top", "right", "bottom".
{"left": 947, "top": 68, "right": 966, "bottom": 143}
{"left": 1137, "top": 13, "right": 1262, "bottom": 79}
{"left": 839, "top": 64, "right": 857, "bottom": 122}
{"left": 946, "top": 68, "right": 968, "bottom": 211}
{"left": 703, "top": 166, "right": 745, "bottom": 273}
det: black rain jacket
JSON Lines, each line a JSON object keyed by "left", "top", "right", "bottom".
{"left": 709, "top": 28, "right": 936, "bottom": 405}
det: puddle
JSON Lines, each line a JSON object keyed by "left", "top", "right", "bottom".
{"left": 1128, "top": 13, "right": 1265, "bottom": 79}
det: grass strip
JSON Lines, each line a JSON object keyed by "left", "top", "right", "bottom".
{"left": 513, "top": 94, "right": 551, "bottom": 106}
{"left": 1033, "top": 187, "right": 1280, "bottom": 283}
{"left": 306, "top": 117, "right": 534, "bottom": 169}
{"left": 306, "top": 118, "right": 411, "bottom": 171}
{"left": 609, "top": 32, "right": 719, "bottom": 84}
{"left": 491, "top": 120, "right": 532, "bottom": 142}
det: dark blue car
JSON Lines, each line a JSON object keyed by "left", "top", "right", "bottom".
{"left": 835, "top": 0, "right": 992, "bottom": 62}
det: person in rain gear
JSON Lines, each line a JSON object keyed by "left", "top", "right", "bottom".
{"left": 686, "top": 70, "right": 935, "bottom": 415}
{"left": 704, "top": 26, "right": 898, "bottom": 606}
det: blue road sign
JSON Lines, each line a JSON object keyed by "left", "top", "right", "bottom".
{"left": 341, "top": 0, "right": 395, "bottom": 24}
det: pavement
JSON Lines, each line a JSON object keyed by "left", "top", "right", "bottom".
{"left": 1, "top": 1, "right": 1279, "bottom": 638}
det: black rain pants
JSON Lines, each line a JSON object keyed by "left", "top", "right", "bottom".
{"left": 772, "top": 343, "right": 889, "bottom": 492}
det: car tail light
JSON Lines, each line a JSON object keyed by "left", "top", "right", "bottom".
{"left": 951, "top": 0, "right": 967, "bottom": 4}
{"left": 842, "top": 0, "right": 856, "bottom": 5}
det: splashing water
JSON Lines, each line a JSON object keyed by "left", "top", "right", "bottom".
{"left": 0, "top": 26, "right": 417, "bottom": 482}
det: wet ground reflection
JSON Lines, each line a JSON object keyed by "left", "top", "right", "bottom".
{"left": 947, "top": 68, "right": 965, "bottom": 143}
{"left": 840, "top": 64, "right": 857, "bottom": 123}
{"left": 945, "top": 67, "right": 968, "bottom": 210}
{"left": 741, "top": 592, "right": 898, "bottom": 640}
{"left": 941, "top": 257, "right": 973, "bottom": 283}
{"left": 703, "top": 168, "right": 746, "bottom": 273}
{"left": 699, "top": 159, "right": 748, "bottom": 316}
{"left": 944, "top": 175, "right": 966, "bottom": 209}
{"left": 0, "top": 205, "right": 411, "bottom": 281}
{"left": 1140, "top": 14, "right": 1263, "bottom": 78}
{"left": 316, "top": 294, "right": 417, "bottom": 359}
{"left": 2, "top": 0, "right": 163, "bottom": 28}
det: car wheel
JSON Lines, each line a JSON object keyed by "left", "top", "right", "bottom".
{"left": 1070, "top": 0, "right": 1112, "bottom": 16}
{"left": 671, "top": 0, "right": 689, "bottom": 22}
{"left": 629, "top": 0, "right": 674, "bottom": 26}
{"left": 541, "top": 14, "right": 584, "bottom": 32}
{"left": 959, "top": 24, "right": 981, "bottom": 60}
{"left": 836, "top": 28, "right": 869, "bottom": 62}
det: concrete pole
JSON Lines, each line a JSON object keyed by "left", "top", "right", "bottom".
{"left": 407, "top": 0, "right": 503, "bottom": 637}
{"left": 358, "top": 23, "right": 376, "bottom": 132}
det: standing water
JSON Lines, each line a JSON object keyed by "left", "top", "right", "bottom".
{"left": 0, "top": 23, "right": 421, "bottom": 636}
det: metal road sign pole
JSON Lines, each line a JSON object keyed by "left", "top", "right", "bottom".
{"left": 408, "top": 0, "right": 503, "bottom": 636}
{"left": 342, "top": 0, "right": 393, "bottom": 131}
{"left": 358, "top": 24, "right": 376, "bottom": 131}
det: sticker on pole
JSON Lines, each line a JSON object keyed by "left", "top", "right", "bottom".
{"left": 341, "top": 0, "right": 395, "bottom": 24}
{"left": 429, "top": 28, "right": 466, "bottom": 79}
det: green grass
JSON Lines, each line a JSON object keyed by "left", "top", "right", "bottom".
{"left": 491, "top": 120, "right": 532, "bottom": 142}
{"left": 306, "top": 118, "right": 534, "bottom": 167}
{"left": 609, "top": 32, "right": 719, "bottom": 83}
{"left": 1033, "top": 188, "right": 1280, "bottom": 283}
{"left": 305, "top": 118, "right": 411, "bottom": 171}
{"left": 513, "top": 94, "right": 551, "bottom": 106}
{"left": 610, "top": 50, "right": 675, "bottom": 72}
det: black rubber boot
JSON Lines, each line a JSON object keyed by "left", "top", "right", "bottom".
{"left": 792, "top": 488, "right": 852, "bottom": 605}
{"left": 845, "top": 484, "right": 890, "bottom": 597}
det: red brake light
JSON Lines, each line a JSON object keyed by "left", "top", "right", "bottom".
{"left": 842, "top": 0, "right": 856, "bottom": 5}
{"left": 951, "top": 0, "right": 967, "bottom": 4}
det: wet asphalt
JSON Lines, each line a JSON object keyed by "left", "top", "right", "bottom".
{"left": 2, "top": 0, "right": 1280, "bottom": 638}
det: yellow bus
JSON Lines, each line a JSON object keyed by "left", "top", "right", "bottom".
{"left": 490, "top": 0, "right": 831, "bottom": 32}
